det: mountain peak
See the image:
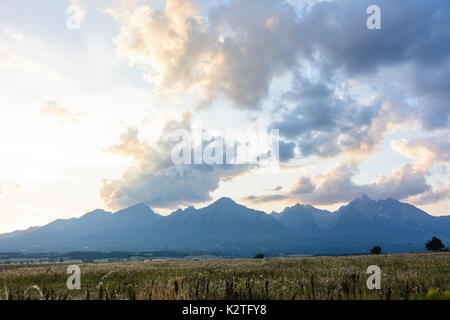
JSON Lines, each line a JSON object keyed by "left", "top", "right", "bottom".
{"left": 129, "top": 203, "right": 150, "bottom": 209}
{"left": 384, "top": 197, "right": 399, "bottom": 203}
{"left": 213, "top": 197, "right": 238, "bottom": 206}
{"left": 348, "top": 195, "right": 375, "bottom": 206}
{"left": 80, "top": 209, "right": 111, "bottom": 220}
{"left": 83, "top": 209, "right": 109, "bottom": 216}
{"left": 114, "top": 203, "right": 156, "bottom": 217}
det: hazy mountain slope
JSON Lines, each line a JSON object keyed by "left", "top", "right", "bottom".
{"left": 158, "top": 197, "right": 293, "bottom": 246}
{"left": 277, "top": 204, "right": 336, "bottom": 238}
{"left": 275, "top": 195, "right": 450, "bottom": 248}
{"left": 0, "top": 196, "right": 448, "bottom": 253}
{"left": 0, "top": 198, "right": 292, "bottom": 252}
{"left": 0, "top": 209, "right": 113, "bottom": 251}
{"left": 330, "top": 196, "right": 450, "bottom": 244}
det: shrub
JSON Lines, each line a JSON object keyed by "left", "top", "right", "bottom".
{"left": 370, "top": 246, "right": 382, "bottom": 255}
{"left": 425, "top": 237, "right": 445, "bottom": 252}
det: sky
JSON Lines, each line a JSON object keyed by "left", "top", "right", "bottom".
{"left": 0, "top": 0, "right": 449, "bottom": 234}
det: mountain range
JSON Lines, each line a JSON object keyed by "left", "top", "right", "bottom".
{"left": 0, "top": 196, "right": 449, "bottom": 255}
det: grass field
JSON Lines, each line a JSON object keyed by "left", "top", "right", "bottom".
{"left": 0, "top": 252, "right": 449, "bottom": 300}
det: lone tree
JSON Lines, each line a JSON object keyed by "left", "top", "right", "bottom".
{"left": 370, "top": 246, "right": 382, "bottom": 255}
{"left": 254, "top": 253, "right": 264, "bottom": 259}
{"left": 425, "top": 237, "right": 445, "bottom": 252}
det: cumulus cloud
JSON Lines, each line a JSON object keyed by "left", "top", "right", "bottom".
{"left": 391, "top": 134, "right": 450, "bottom": 170}
{"left": 271, "top": 73, "right": 415, "bottom": 159}
{"left": 108, "top": 0, "right": 449, "bottom": 126}
{"left": 41, "top": 100, "right": 80, "bottom": 124}
{"left": 106, "top": 0, "right": 449, "bottom": 166}
{"left": 245, "top": 159, "right": 432, "bottom": 206}
{"left": 407, "top": 176, "right": 450, "bottom": 206}
{"left": 291, "top": 175, "right": 315, "bottom": 195}
{"left": 246, "top": 130, "right": 450, "bottom": 206}
{"left": 100, "top": 112, "right": 251, "bottom": 210}
{"left": 104, "top": 0, "right": 450, "bottom": 209}
{"left": 391, "top": 134, "right": 450, "bottom": 205}
{"left": 301, "top": 0, "right": 450, "bottom": 129}
{"left": 279, "top": 140, "right": 296, "bottom": 162}
{"left": 107, "top": 0, "right": 306, "bottom": 108}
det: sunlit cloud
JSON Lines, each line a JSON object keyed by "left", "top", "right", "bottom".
{"left": 391, "top": 134, "right": 450, "bottom": 171}
{"left": 41, "top": 100, "right": 81, "bottom": 124}
{"left": 100, "top": 112, "right": 252, "bottom": 210}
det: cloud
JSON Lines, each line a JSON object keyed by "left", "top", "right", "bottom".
{"left": 407, "top": 176, "right": 450, "bottom": 206}
{"left": 246, "top": 158, "right": 433, "bottom": 206}
{"left": 104, "top": 127, "right": 153, "bottom": 166}
{"left": 69, "top": 0, "right": 86, "bottom": 22}
{"left": 107, "top": 0, "right": 305, "bottom": 109}
{"left": 241, "top": 193, "right": 288, "bottom": 205}
{"left": 391, "top": 134, "right": 450, "bottom": 206}
{"left": 279, "top": 140, "right": 296, "bottom": 162}
{"left": 265, "top": 0, "right": 449, "bottom": 160}
{"left": 103, "top": 0, "right": 450, "bottom": 209}
{"left": 41, "top": 100, "right": 80, "bottom": 124}
{"left": 246, "top": 131, "right": 450, "bottom": 206}
{"left": 271, "top": 73, "right": 414, "bottom": 159}
{"left": 100, "top": 112, "right": 251, "bottom": 210}
{"left": 391, "top": 133, "right": 450, "bottom": 170}
{"left": 108, "top": 0, "right": 449, "bottom": 128}
{"left": 291, "top": 175, "right": 315, "bottom": 195}
{"left": 297, "top": 0, "right": 450, "bottom": 130}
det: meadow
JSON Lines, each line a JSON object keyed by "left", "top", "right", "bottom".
{"left": 0, "top": 252, "right": 449, "bottom": 300}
